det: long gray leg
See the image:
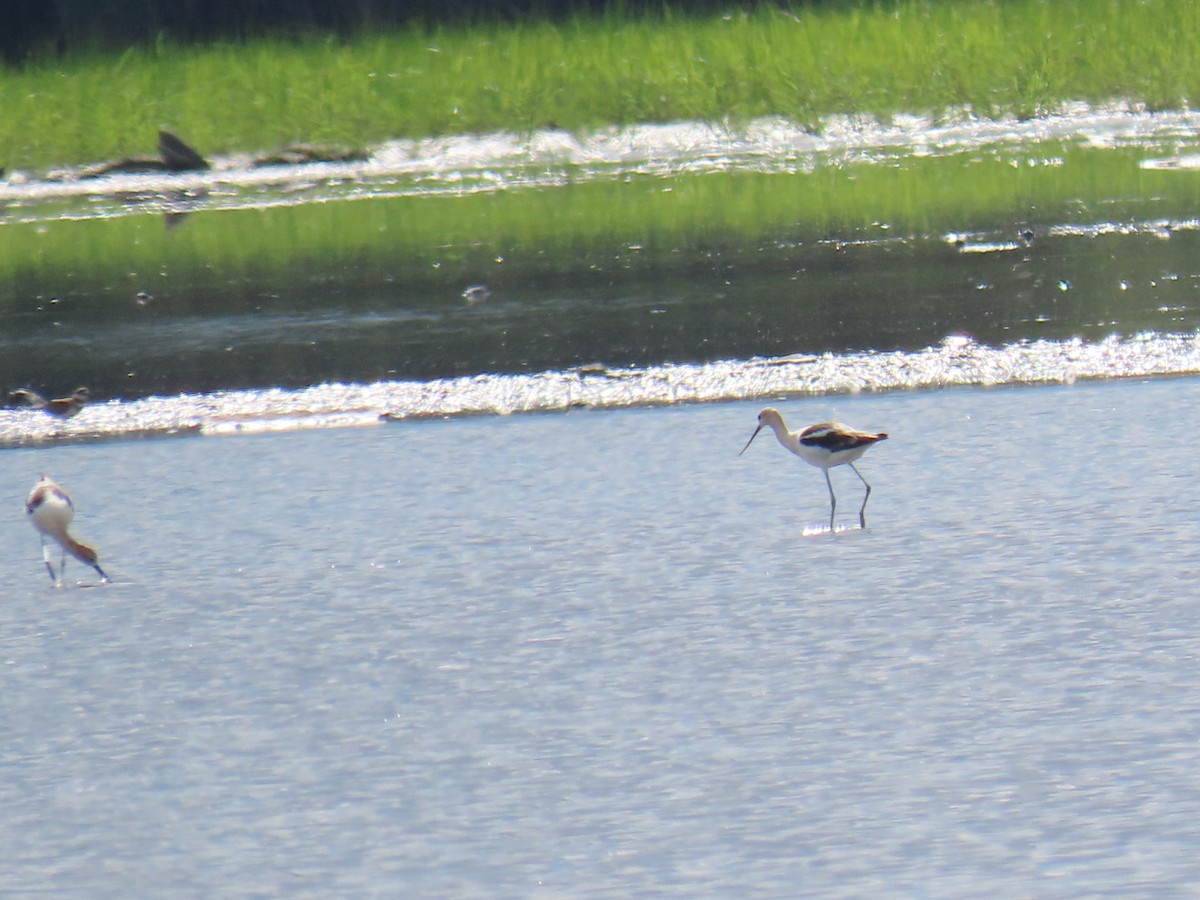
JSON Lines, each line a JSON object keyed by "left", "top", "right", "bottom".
{"left": 39, "top": 535, "right": 58, "bottom": 584}
{"left": 824, "top": 468, "right": 837, "bottom": 531}
{"left": 849, "top": 462, "right": 872, "bottom": 528}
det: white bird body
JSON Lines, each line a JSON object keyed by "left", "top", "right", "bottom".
{"left": 26, "top": 474, "right": 108, "bottom": 585}
{"left": 740, "top": 408, "right": 888, "bottom": 530}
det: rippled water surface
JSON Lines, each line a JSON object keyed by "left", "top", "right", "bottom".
{"left": 3, "top": 378, "right": 1200, "bottom": 895}
{"left": 5, "top": 107, "right": 1200, "bottom": 894}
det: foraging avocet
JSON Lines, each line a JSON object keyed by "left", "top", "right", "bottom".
{"left": 740, "top": 408, "right": 888, "bottom": 530}
{"left": 26, "top": 474, "right": 109, "bottom": 585}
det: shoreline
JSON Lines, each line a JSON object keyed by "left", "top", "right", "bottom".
{"left": 3, "top": 0, "right": 1197, "bottom": 171}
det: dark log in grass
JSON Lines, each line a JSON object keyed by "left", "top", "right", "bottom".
{"left": 76, "top": 130, "right": 209, "bottom": 179}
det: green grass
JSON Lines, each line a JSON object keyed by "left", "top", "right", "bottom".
{"left": 2, "top": 0, "right": 1199, "bottom": 170}
{"left": 4, "top": 143, "right": 1199, "bottom": 310}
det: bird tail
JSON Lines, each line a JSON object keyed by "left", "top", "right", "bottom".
{"left": 65, "top": 537, "right": 99, "bottom": 566}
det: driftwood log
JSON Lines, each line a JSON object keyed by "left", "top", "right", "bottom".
{"left": 63, "top": 132, "right": 368, "bottom": 180}
{"left": 79, "top": 130, "right": 209, "bottom": 178}
{"left": 252, "top": 143, "right": 369, "bottom": 167}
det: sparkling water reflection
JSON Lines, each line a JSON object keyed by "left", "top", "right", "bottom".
{"left": 3, "top": 332, "right": 1200, "bottom": 447}
{"left": 5, "top": 105, "right": 1200, "bottom": 892}
{"left": 2, "top": 379, "right": 1200, "bottom": 894}
{"left": 5, "top": 105, "right": 1200, "bottom": 424}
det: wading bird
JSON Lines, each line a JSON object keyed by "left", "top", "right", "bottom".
{"left": 26, "top": 474, "right": 109, "bottom": 585}
{"left": 9, "top": 387, "right": 93, "bottom": 418}
{"left": 740, "top": 408, "right": 888, "bottom": 530}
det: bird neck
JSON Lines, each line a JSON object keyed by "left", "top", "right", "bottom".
{"left": 769, "top": 421, "right": 800, "bottom": 452}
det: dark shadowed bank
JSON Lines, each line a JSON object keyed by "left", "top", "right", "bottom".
{"left": 2, "top": 0, "right": 778, "bottom": 62}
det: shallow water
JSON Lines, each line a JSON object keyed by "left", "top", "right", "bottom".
{"left": 3, "top": 104, "right": 1200, "bottom": 432}
{"left": 3, "top": 377, "right": 1200, "bottom": 895}
{"left": 6, "top": 106, "right": 1200, "bottom": 893}
{"left": 5, "top": 103, "right": 1199, "bottom": 212}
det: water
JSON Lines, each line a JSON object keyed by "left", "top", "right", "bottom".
{"left": 5, "top": 102, "right": 1199, "bottom": 211}
{"left": 4, "top": 377, "right": 1200, "bottom": 895}
{"left": 5, "top": 106, "right": 1200, "bottom": 893}
{"left": 5, "top": 107, "right": 1200, "bottom": 442}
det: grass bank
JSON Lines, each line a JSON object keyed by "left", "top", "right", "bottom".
{"left": 3, "top": 144, "right": 1198, "bottom": 309}
{"left": 2, "top": 0, "right": 1198, "bottom": 171}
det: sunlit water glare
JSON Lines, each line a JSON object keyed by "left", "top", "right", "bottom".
{"left": 3, "top": 102, "right": 1199, "bottom": 216}
{"left": 5, "top": 104, "right": 1200, "bottom": 893}
{"left": 3, "top": 332, "right": 1200, "bottom": 446}
{"left": 3, "top": 378, "right": 1200, "bottom": 894}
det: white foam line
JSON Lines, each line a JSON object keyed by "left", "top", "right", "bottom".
{"left": 3, "top": 332, "right": 1200, "bottom": 446}
{"left": 3, "top": 101, "right": 1197, "bottom": 210}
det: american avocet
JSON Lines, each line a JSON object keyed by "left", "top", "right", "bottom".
{"left": 740, "top": 408, "right": 888, "bottom": 530}
{"left": 9, "top": 387, "right": 92, "bottom": 418}
{"left": 26, "top": 474, "right": 109, "bottom": 585}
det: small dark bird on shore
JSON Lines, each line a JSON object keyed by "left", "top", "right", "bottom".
{"left": 9, "top": 387, "right": 93, "bottom": 418}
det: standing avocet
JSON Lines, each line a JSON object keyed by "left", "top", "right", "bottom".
{"left": 740, "top": 408, "right": 888, "bottom": 530}
{"left": 26, "top": 474, "right": 109, "bottom": 585}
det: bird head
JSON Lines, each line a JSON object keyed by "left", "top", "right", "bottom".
{"left": 739, "top": 408, "right": 783, "bottom": 456}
